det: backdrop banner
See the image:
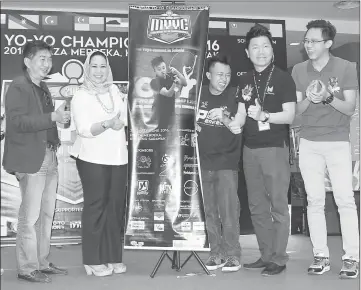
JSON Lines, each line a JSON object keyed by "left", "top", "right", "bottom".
{"left": 0, "top": 10, "right": 129, "bottom": 244}
{"left": 125, "top": 4, "right": 210, "bottom": 250}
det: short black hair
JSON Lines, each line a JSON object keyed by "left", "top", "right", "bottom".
{"left": 306, "top": 20, "right": 337, "bottom": 42}
{"left": 151, "top": 56, "right": 165, "bottom": 68}
{"left": 89, "top": 50, "right": 107, "bottom": 62}
{"left": 245, "top": 24, "right": 273, "bottom": 49}
{"left": 22, "top": 40, "right": 52, "bottom": 71}
{"left": 207, "top": 54, "right": 231, "bottom": 72}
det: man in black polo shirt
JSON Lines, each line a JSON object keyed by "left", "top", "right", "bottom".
{"left": 197, "top": 55, "right": 242, "bottom": 272}
{"left": 230, "top": 25, "right": 296, "bottom": 276}
{"left": 150, "top": 56, "right": 187, "bottom": 130}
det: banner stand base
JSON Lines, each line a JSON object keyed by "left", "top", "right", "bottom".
{"left": 150, "top": 251, "right": 210, "bottom": 278}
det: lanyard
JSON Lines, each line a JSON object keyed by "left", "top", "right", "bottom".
{"left": 253, "top": 64, "right": 274, "bottom": 110}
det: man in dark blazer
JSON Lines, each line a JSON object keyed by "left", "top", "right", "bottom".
{"left": 2, "top": 40, "right": 70, "bottom": 283}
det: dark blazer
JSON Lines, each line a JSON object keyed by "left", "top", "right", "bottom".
{"left": 2, "top": 73, "right": 59, "bottom": 174}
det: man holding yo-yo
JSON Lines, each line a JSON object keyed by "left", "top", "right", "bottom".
{"left": 292, "top": 19, "right": 359, "bottom": 279}
{"left": 150, "top": 55, "right": 187, "bottom": 130}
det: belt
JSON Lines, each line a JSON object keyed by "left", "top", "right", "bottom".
{"left": 46, "top": 142, "right": 59, "bottom": 152}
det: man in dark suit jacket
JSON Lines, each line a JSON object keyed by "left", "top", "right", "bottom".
{"left": 2, "top": 40, "right": 70, "bottom": 283}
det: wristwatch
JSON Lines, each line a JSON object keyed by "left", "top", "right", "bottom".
{"left": 262, "top": 110, "right": 270, "bottom": 122}
{"left": 101, "top": 121, "right": 108, "bottom": 130}
{"left": 323, "top": 92, "right": 334, "bottom": 105}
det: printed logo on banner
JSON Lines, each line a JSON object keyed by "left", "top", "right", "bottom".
{"left": 184, "top": 180, "right": 198, "bottom": 196}
{"left": 154, "top": 224, "right": 165, "bottom": 232}
{"left": 69, "top": 221, "right": 82, "bottom": 229}
{"left": 133, "top": 202, "right": 143, "bottom": 213}
{"left": 159, "top": 154, "right": 175, "bottom": 177}
{"left": 154, "top": 212, "right": 165, "bottom": 221}
{"left": 200, "top": 101, "right": 208, "bottom": 108}
{"left": 137, "top": 155, "right": 152, "bottom": 169}
{"left": 147, "top": 10, "right": 192, "bottom": 44}
{"left": 181, "top": 222, "right": 192, "bottom": 231}
{"left": 179, "top": 134, "right": 190, "bottom": 146}
{"left": 137, "top": 180, "right": 149, "bottom": 195}
{"left": 193, "top": 221, "right": 205, "bottom": 231}
{"left": 160, "top": 181, "right": 172, "bottom": 195}
{"left": 130, "top": 240, "right": 144, "bottom": 247}
{"left": 130, "top": 221, "right": 145, "bottom": 230}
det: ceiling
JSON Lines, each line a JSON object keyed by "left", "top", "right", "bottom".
{"left": 2, "top": 0, "right": 360, "bottom": 67}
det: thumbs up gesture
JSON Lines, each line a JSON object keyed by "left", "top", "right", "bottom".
{"left": 247, "top": 98, "right": 264, "bottom": 121}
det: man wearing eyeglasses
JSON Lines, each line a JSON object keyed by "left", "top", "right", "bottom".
{"left": 2, "top": 40, "right": 69, "bottom": 283}
{"left": 292, "top": 20, "right": 359, "bottom": 279}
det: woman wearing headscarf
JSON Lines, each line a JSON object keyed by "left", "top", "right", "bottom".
{"left": 70, "top": 50, "right": 128, "bottom": 277}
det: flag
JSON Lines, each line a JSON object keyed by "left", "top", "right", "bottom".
{"left": 269, "top": 23, "right": 283, "bottom": 37}
{"left": 1, "top": 13, "right": 6, "bottom": 29}
{"left": 74, "top": 16, "right": 104, "bottom": 31}
{"left": 209, "top": 20, "right": 227, "bottom": 35}
{"left": 229, "top": 22, "right": 254, "bottom": 36}
{"left": 8, "top": 14, "right": 40, "bottom": 30}
{"left": 42, "top": 14, "right": 73, "bottom": 30}
{"left": 229, "top": 22, "right": 273, "bottom": 36}
{"left": 105, "top": 17, "right": 128, "bottom": 32}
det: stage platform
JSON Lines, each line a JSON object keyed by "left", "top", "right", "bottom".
{"left": 1, "top": 235, "right": 359, "bottom": 290}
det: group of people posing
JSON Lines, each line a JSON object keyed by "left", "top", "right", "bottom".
{"left": 1, "top": 19, "right": 359, "bottom": 283}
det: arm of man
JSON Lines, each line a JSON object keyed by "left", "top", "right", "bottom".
{"left": 266, "top": 102, "right": 296, "bottom": 124}
{"left": 295, "top": 91, "right": 311, "bottom": 116}
{"left": 225, "top": 102, "right": 246, "bottom": 134}
{"left": 328, "top": 89, "right": 357, "bottom": 116}
{"left": 171, "top": 67, "right": 187, "bottom": 86}
{"left": 6, "top": 84, "right": 54, "bottom": 133}
{"left": 291, "top": 65, "right": 311, "bottom": 115}
{"left": 159, "top": 83, "right": 177, "bottom": 98}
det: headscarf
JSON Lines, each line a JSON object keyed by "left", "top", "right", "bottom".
{"left": 81, "top": 50, "right": 113, "bottom": 95}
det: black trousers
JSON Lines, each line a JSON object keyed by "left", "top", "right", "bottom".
{"left": 76, "top": 159, "right": 127, "bottom": 265}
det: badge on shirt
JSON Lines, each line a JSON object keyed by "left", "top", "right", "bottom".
{"left": 258, "top": 121, "right": 270, "bottom": 131}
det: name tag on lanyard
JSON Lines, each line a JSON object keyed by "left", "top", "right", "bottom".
{"left": 258, "top": 121, "right": 270, "bottom": 131}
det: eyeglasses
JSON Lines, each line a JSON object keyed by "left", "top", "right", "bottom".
{"left": 302, "top": 39, "right": 328, "bottom": 45}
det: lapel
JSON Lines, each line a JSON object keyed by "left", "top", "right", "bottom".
{"left": 24, "top": 72, "right": 44, "bottom": 114}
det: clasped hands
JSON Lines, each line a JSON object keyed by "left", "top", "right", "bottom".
{"left": 306, "top": 80, "right": 331, "bottom": 104}
{"left": 208, "top": 108, "right": 242, "bottom": 134}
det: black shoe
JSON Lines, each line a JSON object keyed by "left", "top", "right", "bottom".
{"left": 17, "top": 270, "right": 52, "bottom": 283}
{"left": 261, "top": 262, "right": 286, "bottom": 276}
{"left": 243, "top": 258, "right": 269, "bottom": 270}
{"left": 40, "top": 263, "right": 68, "bottom": 275}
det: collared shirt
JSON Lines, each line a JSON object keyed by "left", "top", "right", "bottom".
{"left": 32, "top": 83, "right": 59, "bottom": 146}
{"left": 292, "top": 54, "right": 359, "bottom": 142}
{"left": 237, "top": 64, "right": 297, "bottom": 148}
{"left": 24, "top": 72, "right": 59, "bottom": 146}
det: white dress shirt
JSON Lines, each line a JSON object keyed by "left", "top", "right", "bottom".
{"left": 70, "top": 84, "right": 128, "bottom": 165}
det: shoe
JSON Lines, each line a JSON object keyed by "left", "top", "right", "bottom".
{"left": 40, "top": 263, "right": 68, "bottom": 275}
{"left": 308, "top": 256, "right": 330, "bottom": 275}
{"left": 84, "top": 265, "right": 113, "bottom": 277}
{"left": 261, "top": 262, "right": 286, "bottom": 276}
{"left": 243, "top": 258, "right": 269, "bottom": 270}
{"left": 17, "top": 270, "right": 51, "bottom": 283}
{"left": 108, "top": 263, "right": 127, "bottom": 274}
{"left": 205, "top": 255, "right": 226, "bottom": 271}
{"left": 222, "top": 256, "right": 242, "bottom": 272}
{"left": 339, "top": 259, "right": 359, "bottom": 279}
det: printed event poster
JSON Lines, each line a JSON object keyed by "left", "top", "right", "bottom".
{"left": 125, "top": 5, "right": 210, "bottom": 250}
